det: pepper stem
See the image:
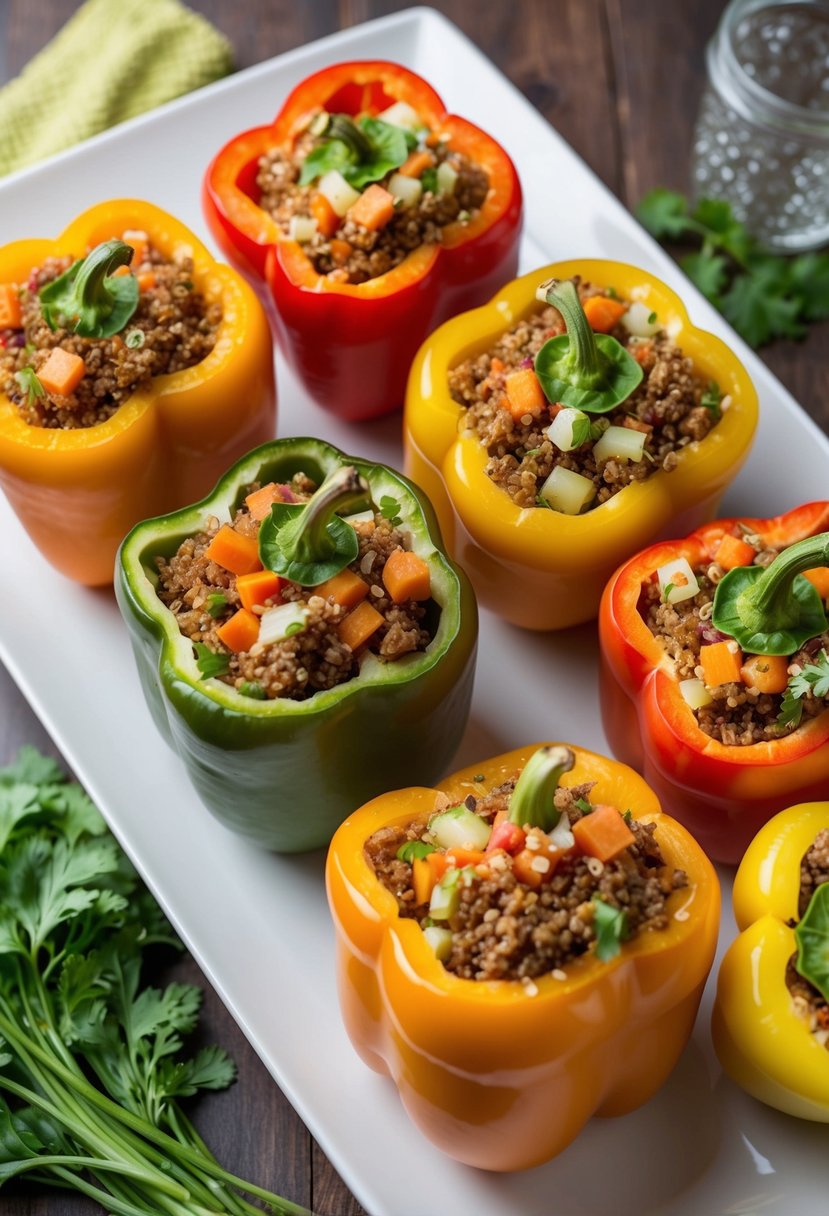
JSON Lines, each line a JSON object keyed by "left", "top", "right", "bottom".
{"left": 737, "top": 533, "right": 829, "bottom": 635}
{"left": 323, "top": 114, "right": 373, "bottom": 160}
{"left": 508, "top": 746, "right": 575, "bottom": 832}
{"left": 39, "top": 239, "right": 139, "bottom": 338}
{"left": 541, "top": 279, "right": 604, "bottom": 386}
{"left": 276, "top": 466, "right": 368, "bottom": 567}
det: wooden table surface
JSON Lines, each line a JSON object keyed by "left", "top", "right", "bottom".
{"left": 2, "top": 2, "right": 827, "bottom": 1213}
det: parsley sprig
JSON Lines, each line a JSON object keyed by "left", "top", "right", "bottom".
{"left": 0, "top": 747, "right": 308, "bottom": 1214}
{"left": 637, "top": 189, "right": 829, "bottom": 348}
{"left": 777, "top": 649, "right": 829, "bottom": 729}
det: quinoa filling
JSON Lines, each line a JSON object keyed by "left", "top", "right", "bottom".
{"left": 156, "top": 473, "right": 433, "bottom": 702}
{"left": 255, "top": 106, "right": 489, "bottom": 285}
{"left": 787, "top": 828, "right": 829, "bottom": 1049}
{"left": 366, "top": 753, "right": 687, "bottom": 982}
{"left": 0, "top": 238, "right": 220, "bottom": 430}
{"left": 449, "top": 279, "right": 723, "bottom": 510}
{"left": 644, "top": 528, "right": 829, "bottom": 745}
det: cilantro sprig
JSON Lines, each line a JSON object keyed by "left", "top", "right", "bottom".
{"left": 592, "top": 896, "right": 630, "bottom": 963}
{"left": 13, "top": 366, "right": 46, "bottom": 407}
{"left": 637, "top": 189, "right": 829, "bottom": 348}
{"left": 0, "top": 747, "right": 308, "bottom": 1215}
{"left": 777, "top": 649, "right": 829, "bottom": 729}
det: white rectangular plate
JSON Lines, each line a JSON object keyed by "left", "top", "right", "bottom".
{"left": 2, "top": 9, "right": 828, "bottom": 1215}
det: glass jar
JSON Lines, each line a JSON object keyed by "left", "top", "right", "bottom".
{"left": 692, "top": 0, "right": 829, "bottom": 251}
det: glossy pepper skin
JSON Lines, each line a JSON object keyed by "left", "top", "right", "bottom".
{"left": 713, "top": 802, "right": 829, "bottom": 1121}
{"left": 116, "top": 437, "right": 477, "bottom": 853}
{"left": 0, "top": 200, "right": 275, "bottom": 586}
{"left": 599, "top": 502, "right": 829, "bottom": 864}
{"left": 403, "top": 259, "right": 758, "bottom": 630}
{"left": 325, "top": 743, "right": 719, "bottom": 1170}
{"left": 202, "top": 60, "right": 522, "bottom": 421}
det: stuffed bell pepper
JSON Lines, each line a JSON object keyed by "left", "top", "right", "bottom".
{"left": 600, "top": 502, "right": 829, "bottom": 863}
{"left": 404, "top": 260, "right": 757, "bottom": 629}
{"left": 326, "top": 742, "right": 719, "bottom": 1170}
{"left": 116, "top": 437, "right": 477, "bottom": 852}
{"left": 203, "top": 60, "right": 522, "bottom": 421}
{"left": 0, "top": 200, "right": 275, "bottom": 585}
{"left": 713, "top": 802, "right": 829, "bottom": 1120}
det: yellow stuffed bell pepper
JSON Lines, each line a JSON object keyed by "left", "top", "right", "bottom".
{"left": 713, "top": 802, "right": 829, "bottom": 1121}
{"left": 403, "top": 259, "right": 758, "bottom": 630}
{"left": 326, "top": 742, "right": 720, "bottom": 1170}
{"left": 0, "top": 200, "right": 275, "bottom": 586}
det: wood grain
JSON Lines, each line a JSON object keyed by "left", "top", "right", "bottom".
{"left": 1, "top": 1, "right": 826, "bottom": 1212}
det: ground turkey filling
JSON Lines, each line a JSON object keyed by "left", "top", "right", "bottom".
{"left": 645, "top": 529, "right": 829, "bottom": 745}
{"left": 366, "top": 779, "right": 687, "bottom": 982}
{"left": 156, "top": 474, "right": 431, "bottom": 701}
{"left": 787, "top": 829, "right": 829, "bottom": 1048}
{"left": 449, "top": 280, "right": 721, "bottom": 509}
{"left": 256, "top": 117, "right": 489, "bottom": 285}
{"left": 0, "top": 242, "right": 220, "bottom": 429}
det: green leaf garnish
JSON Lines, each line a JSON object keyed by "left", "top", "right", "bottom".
{"left": 13, "top": 366, "right": 46, "bottom": 406}
{"left": 205, "top": 592, "right": 228, "bottom": 618}
{"left": 623, "top": 809, "right": 633, "bottom": 823}
{"left": 193, "top": 642, "right": 230, "bottom": 679}
{"left": 508, "top": 746, "right": 575, "bottom": 832}
{"left": 592, "top": 896, "right": 629, "bottom": 963}
{"left": 259, "top": 465, "right": 367, "bottom": 586}
{"left": 421, "top": 167, "right": 438, "bottom": 194}
{"left": 299, "top": 113, "right": 410, "bottom": 189}
{"left": 794, "top": 883, "right": 829, "bottom": 1002}
{"left": 777, "top": 650, "right": 829, "bottom": 729}
{"left": 39, "top": 239, "right": 139, "bottom": 338}
{"left": 636, "top": 188, "right": 693, "bottom": 240}
{"left": 700, "top": 381, "right": 722, "bottom": 419}
{"left": 534, "top": 279, "right": 643, "bottom": 414}
{"left": 396, "top": 840, "right": 437, "bottom": 863}
{"left": 239, "top": 680, "right": 266, "bottom": 700}
{"left": 379, "top": 494, "right": 403, "bottom": 527}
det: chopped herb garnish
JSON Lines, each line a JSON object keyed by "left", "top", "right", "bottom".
{"left": 592, "top": 896, "right": 630, "bottom": 962}
{"left": 535, "top": 494, "right": 553, "bottom": 510}
{"left": 379, "top": 494, "right": 403, "bottom": 527}
{"left": 125, "top": 328, "right": 145, "bottom": 349}
{"left": 700, "top": 381, "right": 722, "bottom": 419}
{"left": 473, "top": 774, "right": 485, "bottom": 783}
{"left": 13, "top": 365, "right": 46, "bottom": 406}
{"left": 205, "top": 591, "right": 228, "bottom": 618}
{"left": 662, "top": 582, "right": 675, "bottom": 603}
{"left": 523, "top": 448, "right": 542, "bottom": 458}
{"left": 284, "top": 621, "right": 305, "bottom": 637}
{"left": 194, "top": 642, "right": 230, "bottom": 679}
{"left": 575, "top": 797, "right": 593, "bottom": 814}
{"left": 421, "top": 167, "right": 438, "bottom": 194}
{"left": 397, "top": 840, "right": 437, "bottom": 863}
{"left": 623, "top": 809, "right": 633, "bottom": 823}
{"left": 777, "top": 649, "right": 829, "bottom": 729}
{"left": 605, "top": 286, "right": 620, "bottom": 300}
{"left": 647, "top": 310, "right": 657, "bottom": 325}
{"left": 239, "top": 680, "right": 266, "bottom": 700}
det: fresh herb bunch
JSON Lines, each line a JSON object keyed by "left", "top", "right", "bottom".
{"left": 636, "top": 189, "right": 829, "bottom": 348}
{"left": 777, "top": 649, "right": 829, "bottom": 729}
{"left": 0, "top": 747, "right": 309, "bottom": 1215}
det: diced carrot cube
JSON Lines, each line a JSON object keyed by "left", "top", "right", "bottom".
{"left": 504, "top": 368, "right": 546, "bottom": 420}
{"left": 571, "top": 804, "right": 635, "bottom": 862}
{"left": 137, "top": 271, "right": 156, "bottom": 292}
{"left": 740, "top": 653, "right": 790, "bottom": 695}
{"left": 310, "top": 191, "right": 340, "bottom": 238}
{"left": 399, "top": 149, "right": 436, "bottom": 178}
{"left": 245, "top": 482, "right": 289, "bottom": 521}
{"left": 804, "top": 567, "right": 829, "bottom": 600}
{"left": 217, "top": 608, "right": 259, "bottom": 653}
{"left": 623, "top": 415, "right": 652, "bottom": 434}
{"left": 316, "top": 569, "right": 369, "bottom": 610}
{"left": 0, "top": 284, "right": 22, "bottom": 329}
{"left": 582, "top": 295, "right": 627, "bottom": 333}
{"left": 383, "top": 548, "right": 431, "bottom": 604}
{"left": 489, "top": 357, "right": 505, "bottom": 375}
{"left": 348, "top": 184, "right": 396, "bottom": 231}
{"left": 445, "top": 847, "right": 487, "bottom": 869}
{"left": 37, "top": 348, "right": 86, "bottom": 396}
{"left": 700, "top": 640, "right": 744, "bottom": 688}
{"left": 329, "top": 239, "right": 352, "bottom": 265}
{"left": 338, "top": 600, "right": 384, "bottom": 650}
{"left": 236, "top": 570, "right": 284, "bottom": 612}
{"left": 205, "top": 525, "right": 262, "bottom": 576}
{"left": 715, "top": 533, "right": 757, "bottom": 570}
{"left": 426, "top": 851, "right": 451, "bottom": 881}
{"left": 412, "top": 856, "right": 436, "bottom": 904}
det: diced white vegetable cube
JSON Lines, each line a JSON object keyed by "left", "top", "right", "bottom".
{"left": 622, "top": 300, "right": 660, "bottom": 337}
{"left": 387, "top": 172, "right": 423, "bottom": 208}
{"left": 592, "top": 424, "right": 646, "bottom": 464}
{"left": 423, "top": 925, "right": 453, "bottom": 960}
{"left": 539, "top": 466, "right": 596, "bottom": 515}
{"left": 258, "top": 602, "right": 309, "bottom": 646}
{"left": 546, "top": 408, "right": 589, "bottom": 452}
{"left": 377, "top": 101, "right": 422, "bottom": 130}
{"left": 436, "top": 161, "right": 458, "bottom": 195}
{"left": 429, "top": 806, "right": 491, "bottom": 851}
{"left": 317, "top": 170, "right": 361, "bottom": 217}
{"left": 679, "top": 678, "right": 713, "bottom": 709}
{"left": 288, "top": 215, "right": 319, "bottom": 243}
{"left": 657, "top": 558, "right": 700, "bottom": 604}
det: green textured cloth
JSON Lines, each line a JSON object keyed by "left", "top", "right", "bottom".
{"left": 0, "top": 0, "right": 234, "bottom": 177}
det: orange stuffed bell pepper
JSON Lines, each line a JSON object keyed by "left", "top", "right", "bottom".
{"left": 599, "top": 502, "right": 829, "bottom": 863}
{"left": 202, "top": 60, "right": 522, "bottom": 421}
{"left": 0, "top": 200, "right": 275, "bottom": 585}
{"left": 713, "top": 801, "right": 829, "bottom": 1120}
{"left": 325, "top": 742, "right": 719, "bottom": 1170}
{"left": 403, "top": 259, "right": 758, "bottom": 629}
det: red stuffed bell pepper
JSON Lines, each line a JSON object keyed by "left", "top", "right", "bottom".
{"left": 203, "top": 61, "right": 522, "bottom": 421}
{"left": 599, "top": 503, "right": 829, "bottom": 863}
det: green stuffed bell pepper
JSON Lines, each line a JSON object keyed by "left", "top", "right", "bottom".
{"left": 116, "top": 437, "right": 478, "bottom": 851}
